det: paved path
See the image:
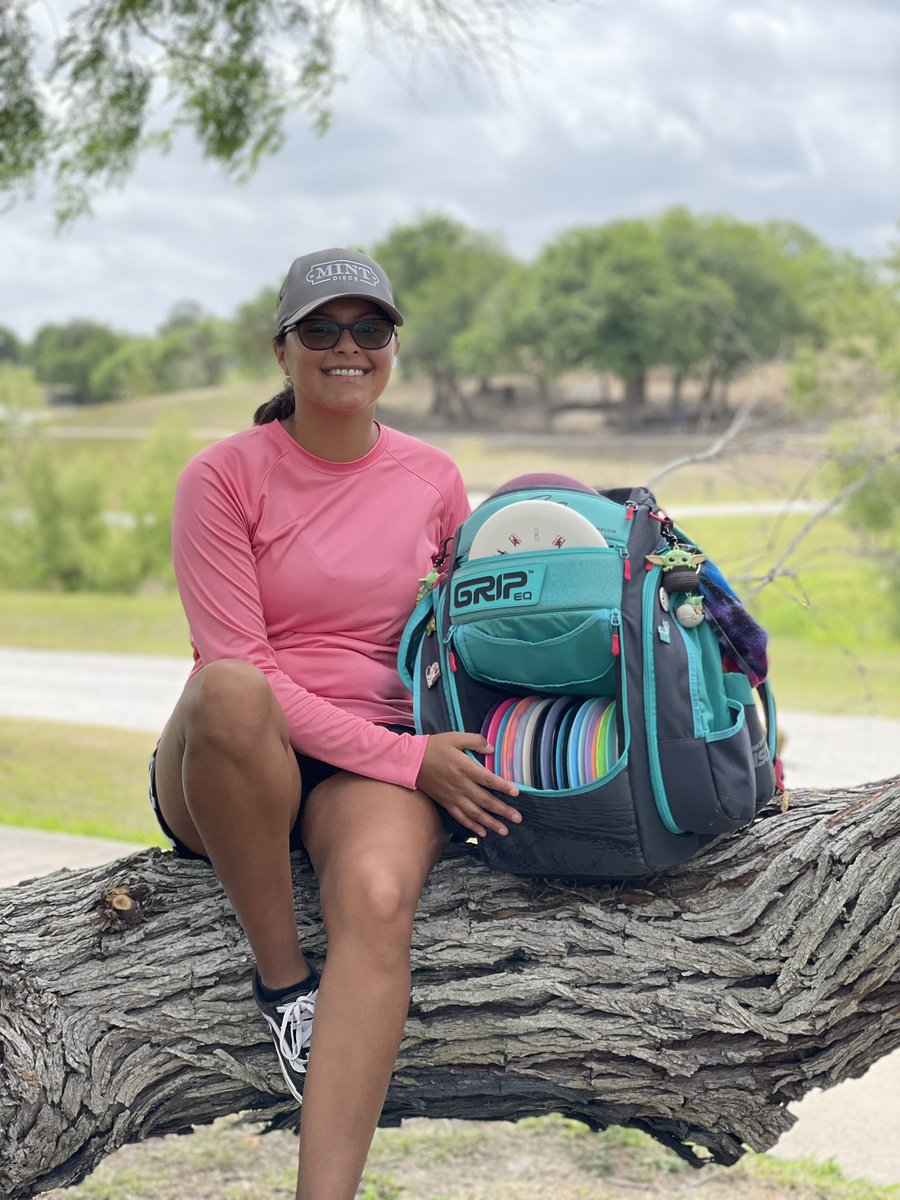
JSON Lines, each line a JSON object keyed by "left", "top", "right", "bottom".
{"left": 2, "top": 646, "right": 900, "bottom": 788}
{"left": 1, "top": 645, "right": 899, "bottom": 1183}
{"left": 0, "top": 646, "right": 191, "bottom": 733}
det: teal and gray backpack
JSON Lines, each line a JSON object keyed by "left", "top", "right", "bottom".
{"left": 399, "top": 474, "right": 781, "bottom": 880}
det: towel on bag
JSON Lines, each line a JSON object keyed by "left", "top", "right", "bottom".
{"left": 699, "top": 559, "right": 769, "bottom": 686}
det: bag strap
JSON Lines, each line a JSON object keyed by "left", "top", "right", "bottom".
{"left": 756, "top": 679, "right": 783, "bottom": 791}
{"left": 397, "top": 589, "right": 436, "bottom": 693}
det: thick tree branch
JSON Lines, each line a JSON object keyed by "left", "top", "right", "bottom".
{"left": 2, "top": 776, "right": 899, "bottom": 1197}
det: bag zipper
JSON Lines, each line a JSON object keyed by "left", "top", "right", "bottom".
{"left": 437, "top": 588, "right": 467, "bottom": 731}
{"left": 672, "top": 619, "right": 704, "bottom": 738}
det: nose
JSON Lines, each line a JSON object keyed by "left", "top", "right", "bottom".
{"left": 334, "top": 326, "right": 359, "bottom": 352}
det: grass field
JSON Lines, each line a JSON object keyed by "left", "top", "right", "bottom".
{"left": 0, "top": 716, "right": 166, "bottom": 844}
{"left": 0, "top": 589, "right": 188, "bottom": 654}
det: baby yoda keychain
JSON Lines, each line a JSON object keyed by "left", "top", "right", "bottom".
{"left": 645, "top": 545, "right": 707, "bottom": 628}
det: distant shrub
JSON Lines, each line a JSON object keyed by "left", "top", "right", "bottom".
{"left": 0, "top": 411, "right": 189, "bottom": 593}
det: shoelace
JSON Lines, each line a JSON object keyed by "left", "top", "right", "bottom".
{"left": 276, "top": 989, "right": 318, "bottom": 1065}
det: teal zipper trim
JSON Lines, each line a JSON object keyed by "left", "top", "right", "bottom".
{"left": 437, "top": 588, "right": 467, "bottom": 732}
{"left": 411, "top": 630, "right": 426, "bottom": 735}
{"left": 672, "top": 620, "right": 704, "bottom": 738}
{"left": 642, "top": 565, "right": 685, "bottom": 835}
{"left": 762, "top": 682, "right": 778, "bottom": 762}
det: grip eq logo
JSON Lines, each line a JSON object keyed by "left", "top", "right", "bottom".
{"left": 451, "top": 565, "right": 545, "bottom": 612}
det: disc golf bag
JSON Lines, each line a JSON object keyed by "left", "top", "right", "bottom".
{"left": 399, "top": 474, "right": 780, "bottom": 880}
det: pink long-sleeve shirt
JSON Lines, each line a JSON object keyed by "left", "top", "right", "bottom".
{"left": 171, "top": 419, "right": 470, "bottom": 789}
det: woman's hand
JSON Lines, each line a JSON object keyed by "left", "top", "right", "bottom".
{"left": 416, "top": 732, "right": 522, "bottom": 838}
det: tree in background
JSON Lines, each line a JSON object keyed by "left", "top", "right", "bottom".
{"left": 659, "top": 210, "right": 812, "bottom": 425}
{"left": 523, "top": 211, "right": 814, "bottom": 430}
{"left": 373, "top": 215, "right": 519, "bottom": 420}
{"left": 0, "top": 326, "right": 23, "bottom": 365}
{"left": 152, "top": 304, "right": 233, "bottom": 391}
{"left": 30, "top": 320, "right": 125, "bottom": 403}
{"left": 450, "top": 264, "right": 542, "bottom": 415}
{"left": 232, "top": 286, "right": 281, "bottom": 379}
{"left": 788, "top": 229, "right": 900, "bottom": 632}
{"left": 527, "top": 220, "right": 689, "bottom": 427}
{"left": 88, "top": 338, "right": 162, "bottom": 401}
{"left": 0, "top": 0, "right": 565, "bottom": 223}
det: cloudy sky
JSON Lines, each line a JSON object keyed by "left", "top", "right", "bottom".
{"left": 2, "top": 0, "right": 898, "bottom": 340}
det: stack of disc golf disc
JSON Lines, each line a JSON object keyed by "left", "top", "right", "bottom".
{"left": 481, "top": 695, "right": 618, "bottom": 789}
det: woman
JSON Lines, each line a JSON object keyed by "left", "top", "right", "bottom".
{"left": 149, "top": 247, "right": 522, "bottom": 1200}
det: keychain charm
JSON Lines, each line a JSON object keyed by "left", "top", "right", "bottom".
{"left": 425, "top": 661, "right": 441, "bottom": 688}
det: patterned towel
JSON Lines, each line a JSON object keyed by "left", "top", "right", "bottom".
{"left": 699, "top": 559, "right": 769, "bottom": 686}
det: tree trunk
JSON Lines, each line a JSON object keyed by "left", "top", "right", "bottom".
{"left": 2, "top": 778, "right": 899, "bottom": 1198}
{"left": 670, "top": 369, "right": 686, "bottom": 429}
{"left": 534, "top": 372, "right": 554, "bottom": 431}
{"left": 429, "top": 369, "right": 452, "bottom": 420}
{"left": 697, "top": 358, "right": 722, "bottom": 428}
{"left": 621, "top": 367, "right": 647, "bottom": 430}
{"left": 429, "top": 368, "right": 472, "bottom": 423}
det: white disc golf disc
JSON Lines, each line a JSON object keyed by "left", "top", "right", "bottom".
{"left": 469, "top": 499, "right": 608, "bottom": 560}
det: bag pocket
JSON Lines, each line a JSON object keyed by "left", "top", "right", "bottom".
{"left": 642, "top": 568, "right": 757, "bottom": 835}
{"left": 478, "top": 759, "right": 651, "bottom": 880}
{"left": 659, "top": 700, "right": 757, "bottom": 834}
{"left": 451, "top": 608, "right": 619, "bottom": 695}
{"left": 449, "top": 547, "right": 624, "bottom": 696}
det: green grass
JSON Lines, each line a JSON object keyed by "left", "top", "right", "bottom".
{"left": 0, "top": 589, "right": 188, "bottom": 655}
{"left": 737, "top": 1150, "right": 900, "bottom": 1199}
{"left": 0, "top": 717, "right": 167, "bottom": 845}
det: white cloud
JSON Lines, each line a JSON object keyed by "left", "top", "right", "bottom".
{"left": 1, "top": 0, "right": 897, "bottom": 339}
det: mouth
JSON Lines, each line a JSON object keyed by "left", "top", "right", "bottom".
{"left": 324, "top": 367, "right": 369, "bottom": 377}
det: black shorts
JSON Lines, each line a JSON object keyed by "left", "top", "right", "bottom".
{"left": 148, "top": 725, "right": 414, "bottom": 860}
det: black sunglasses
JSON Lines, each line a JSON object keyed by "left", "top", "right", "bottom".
{"left": 288, "top": 316, "right": 396, "bottom": 351}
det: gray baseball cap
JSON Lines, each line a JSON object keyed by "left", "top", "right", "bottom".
{"left": 274, "top": 247, "right": 404, "bottom": 335}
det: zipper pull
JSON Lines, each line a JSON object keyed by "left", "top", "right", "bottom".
{"left": 449, "top": 650, "right": 458, "bottom": 672}
{"left": 611, "top": 611, "right": 621, "bottom": 657}
{"left": 625, "top": 503, "right": 636, "bottom": 522}
{"left": 623, "top": 556, "right": 631, "bottom": 581}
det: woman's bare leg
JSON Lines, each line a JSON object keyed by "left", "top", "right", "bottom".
{"left": 154, "top": 659, "right": 311, "bottom": 988}
{"left": 295, "top": 774, "right": 447, "bottom": 1200}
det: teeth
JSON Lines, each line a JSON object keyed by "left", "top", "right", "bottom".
{"left": 326, "top": 368, "right": 366, "bottom": 376}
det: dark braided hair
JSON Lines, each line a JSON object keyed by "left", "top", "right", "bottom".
{"left": 253, "top": 333, "right": 295, "bottom": 425}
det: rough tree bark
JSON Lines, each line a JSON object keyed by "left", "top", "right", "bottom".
{"left": 2, "top": 777, "right": 899, "bottom": 1198}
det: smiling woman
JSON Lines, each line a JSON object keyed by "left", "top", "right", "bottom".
{"left": 148, "top": 245, "right": 521, "bottom": 1200}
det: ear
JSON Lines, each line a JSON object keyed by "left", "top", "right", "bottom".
{"left": 273, "top": 337, "right": 287, "bottom": 372}
{"left": 645, "top": 554, "right": 665, "bottom": 566}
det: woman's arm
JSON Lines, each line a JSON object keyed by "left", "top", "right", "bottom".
{"left": 172, "top": 452, "right": 425, "bottom": 789}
